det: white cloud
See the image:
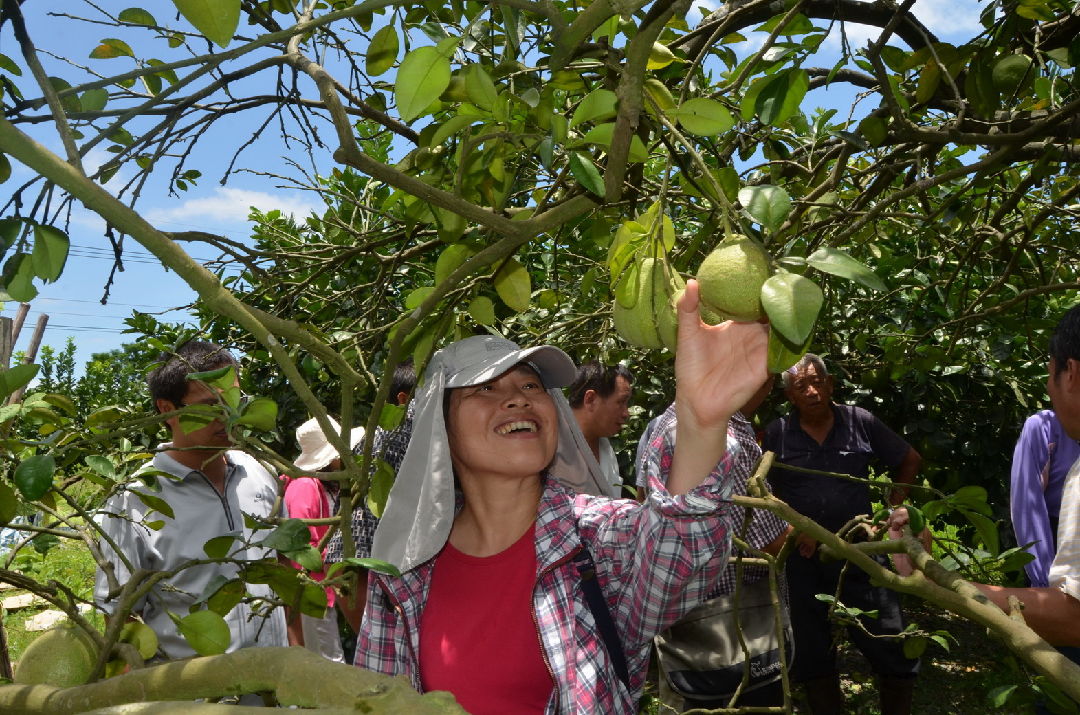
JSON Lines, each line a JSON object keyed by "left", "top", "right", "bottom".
{"left": 144, "top": 187, "right": 322, "bottom": 230}
{"left": 819, "top": 0, "right": 984, "bottom": 51}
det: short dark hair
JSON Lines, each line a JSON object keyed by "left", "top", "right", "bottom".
{"left": 147, "top": 340, "right": 237, "bottom": 409}
{"left": 567, "top": 361, "right": 633, "bottom": 408}
{"left": 1050, "top": 305, "right": 1080, "bottom": 376}
{"left": 781, "top": 353, "right": 829, "bottom": 390}
{"left": 390, "top": 357, "right": 417, "bottom": 399}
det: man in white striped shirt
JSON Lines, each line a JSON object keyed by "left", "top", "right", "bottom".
{"left": 977, "top": 306, "right": 1080, "bottom": 655}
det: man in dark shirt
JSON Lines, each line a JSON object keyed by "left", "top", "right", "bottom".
{"left": 762, "top": 354, "right": 921, "bottom": 715}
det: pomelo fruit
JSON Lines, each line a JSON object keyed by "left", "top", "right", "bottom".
{"left": 696, "top": 237, "right": 771, "bottom": 321}
{"left": 14, "top": 621, "right": 99, "bottom": 687}
{"left": 991, "top": 54, "right": 1033, "bottom": 94}
{"left": 613, "top": 257, "right": 682, "bottom": 349}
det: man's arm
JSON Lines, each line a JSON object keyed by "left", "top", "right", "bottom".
{"left": 887, "top": 447, "right": 922, "bottom": 507}
{"left": 1010, "top": 415, "right": 1054, "bottom": 587}
{"left": 975, "top": 583, "right": 1080, "bottom": 646}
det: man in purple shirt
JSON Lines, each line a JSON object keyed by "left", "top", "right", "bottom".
{"left": 1010, "top": 410, "right": 1080, "bottom": 587}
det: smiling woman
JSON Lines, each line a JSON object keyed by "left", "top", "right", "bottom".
{"left": 356, "top": 283, "right": 771, "bottom": 715}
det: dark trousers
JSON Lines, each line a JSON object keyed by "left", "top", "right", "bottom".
{"left": 786, "top": 551, "right": 920, "bottom": 682}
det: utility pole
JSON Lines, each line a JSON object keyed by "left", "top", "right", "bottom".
{"left": 6, "top": 313, "right": 48, "bottom": 405}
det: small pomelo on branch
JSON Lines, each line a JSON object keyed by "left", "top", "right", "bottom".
{"left": 612, "top": 256, "right": 683, "bottom": 349}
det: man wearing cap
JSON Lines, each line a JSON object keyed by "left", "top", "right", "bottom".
{"left": 568, "top": 361, "right": 634, "bottom": 497}
{"left": 94, "top": 341, "right": 289, "bottom": 662}
{"left": 762, "top": 353, "right": 921, "bottom": 715}
{"left": 284, "top": 415, "right": 365, "bottom": 662}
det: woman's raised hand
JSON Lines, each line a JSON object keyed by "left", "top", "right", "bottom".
{"left": 674, "top": 280, "right": 770, "bottom": 433}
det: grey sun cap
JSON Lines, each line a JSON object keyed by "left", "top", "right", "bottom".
{"left": 439, "top": 335, "right": 578, "bottom": 389}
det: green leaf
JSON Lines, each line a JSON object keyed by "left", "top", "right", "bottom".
{"left": 2, "top": 253, "right": 38, "bottom": 302}
{"left": 172, "top": 0, "right": 240, "bottom": 48}
{"left": 14, "top": 454, "right": 55, "bottom": 500}
{"left": 568, "top": 152, "right": 604, "bottom": 198}
{"left": 0, "top": 53, "right": 22, "bottom": 76}
{"left": 377, "top": 403, "right": 405, "bottom": 431}
{"left": 743, "top": 68, "right": 808, "bottom": 125}
{"left": 395, "top": 45, "right": 453, "bottom": 121}
{"left": 177, "top": 610, "right": 231, "bottom": 655}
{"left": 987, "top": 685, "right": 1019, "bottom": 708}
{"left": 675, "top": 98, "right": 735, "bottom": 136}
{"left": 366, "top": 24, "right": 399, "bottom": 76}
{"left": 340, "top": 557, "right": 401, "bottom": 577}
{"left": 203, "top": 534, "right": 237, "bottom": 559}
{"left": 0, "top": 217, "right": 20, "bottom": 256}
{"left": 119, "top": 8, "right": 158, "bottom": 26}
{"left": 236, "top": 396, "right": 278, "bottom": 432}
{"left": 134, "top": 491, "right": 176, "bottom": 520}
{"left": 81, "top": 88, "right": 109, "bottom": 112}
{"left": 608, "top": 220, "right": 648, "bottom": 278}
{"left": 0, "top": 482, "right": 17, "bottom": 526}
{"left": 738, "top": 185, "right": 791, "bottom": 233}
{"left": 806, "top": 247, "right": 887, "bottom": 292}
{"left": 570, "top": 88, "right": 617, "bottom": 128}
{"left": 367, "top": 459, "right": 395, "bottom": 519}
{"left": 962, "top": 509, "right": 1000, "bottom": 555}
{"left": 468, "top": 295, "right": 496, "bottom": 325}
{"left": 178, "top": 403, "right": 219, "bottom": 434}
{"left": 577, "top": 124, "right": 649, "bottom": 162}
{"left": 435, "top": 243, "right": 476, "bottom": 287}
{"left": 31, "top": 224, "right": 69, "bottom": 282}
{"left": 0, "top": 403, "right": 20, "bottom": 425}
{"left": 430, "top": 115, "right": 478, "bottom": 146}
{"left": 285, "top": 545, "right": 324, "bottom": 572}
{"left": 902, "top": 635, "right": 927, "bottom": 659}
{"left": 464, "top": 64, "right": 498, "bottom": 111}
{"left": 205, "top": 578, "right": 245, "bottom": 616}
{"left": 85, "top": 454, "right": 116, "bottom": 478}
{"left": 0, "top": 154, "right": 9, "bottom": 185}
{"left": 906, "top": 506, "right": 926, "bottom": 535}
{"left": 859, "top": 116, "right": 888, "bottom": 147}
{"left": 761, "top": 270, "right": 823, "bottom": 345}
{"left": 493, "top": 257, "right": 531, "bottom": 312}
{"left": 647, "top": 42, "right": 677, "bottom": 70}
{"left": 186, "top": 364, "right": 235, "bottom": 389}
{"left": 260, "top": 518, "right": 312, "bottom": 552}
{"left": 405, "top": 286, "right": 434, "bottom": 310}
{"left": 767, "top": 325, "right": 812, "bottom": 373}
{"left": 89, "top": 38, "right": 135, "bottom": 59}
{"left": 0, "top": 363, "right": 39, "bottom": 401}
{"left": 298, "top": 582, "right": 329, "bottom": 618}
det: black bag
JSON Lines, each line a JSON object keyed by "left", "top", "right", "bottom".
{"left": 654, "top": 575, "right": 792, "bottom": 703}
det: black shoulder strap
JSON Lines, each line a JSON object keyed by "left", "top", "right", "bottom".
{"left": 573, "top": 546, "right": 630, "bottom": 690}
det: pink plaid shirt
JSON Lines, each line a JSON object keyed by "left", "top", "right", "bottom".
{"left": 356, "top": 442, "right": 738, "bottom": 714}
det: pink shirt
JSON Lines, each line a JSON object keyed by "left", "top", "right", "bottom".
{"left": 282, "top": 476, "right": 335, "bottom": 608}
{"left": 419, "top": 523, "right": 553, "bottom": 714}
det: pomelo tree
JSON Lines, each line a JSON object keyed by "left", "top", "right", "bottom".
{"left": 0, "top": 0, "right": 1078, "bottom": 710}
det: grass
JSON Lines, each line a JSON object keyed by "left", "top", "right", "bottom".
{"left": 2, "top": 536, "right": 102, "bottom": 665}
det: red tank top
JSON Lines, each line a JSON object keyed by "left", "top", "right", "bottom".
{"left": 419, "top": 523, "right": 554, "bottom": 714}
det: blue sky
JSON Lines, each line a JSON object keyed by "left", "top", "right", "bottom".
{"left": 1, "top": 0, "right": 984, "bottom": 372}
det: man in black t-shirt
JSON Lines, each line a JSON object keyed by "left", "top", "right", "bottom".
{"left": 762, "top": 354, "right": 921, "bottom": 715}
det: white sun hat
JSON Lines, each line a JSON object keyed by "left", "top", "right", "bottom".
{"left": 294, "top": 416, "right": 365, "bottom": 472}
